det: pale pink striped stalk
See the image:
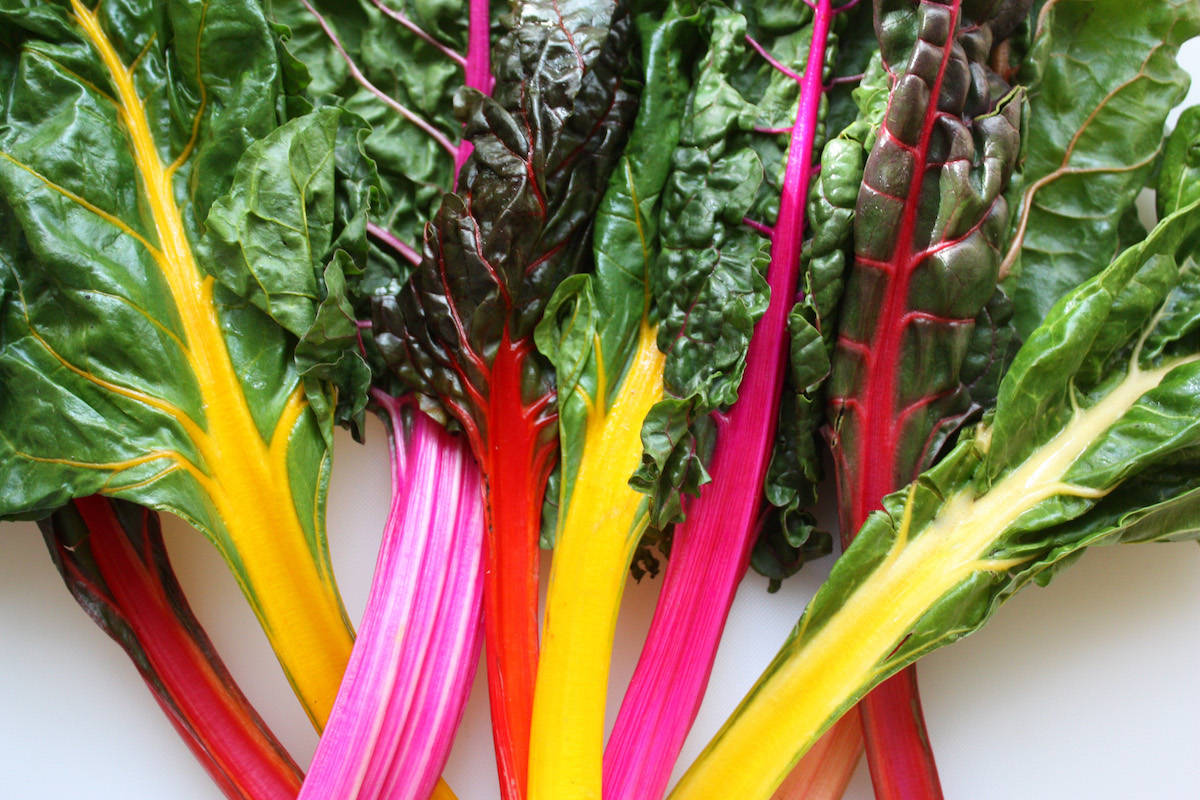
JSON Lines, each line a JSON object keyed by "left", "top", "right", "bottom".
{"left": 602, "top": 5, "right": 838, "bottom": 799}
{"left": 298, "top": 395, "right": 484, "bottom": 800}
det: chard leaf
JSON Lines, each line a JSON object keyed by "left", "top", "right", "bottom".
{"left": 827, "top": 0, "right": 1027, "bottom": 533}
{"left": 536, "top": 2, "right": 696, "bottom": 539}
{"left": 668, "top": 193, "right": 1200, "bottom": 800}
{"left": 264, "top": 0, "right": 468, "bottom": 293}
{"left": 1003, "top": 0, "right": 1200, "bottom": 337}
{"left": 1158, "top": 105, "right": 1200, "bottom": 219}
{"left": 754, "top": 46, "right": 891, "bottom": 586}
{"left": 372, "top": 0, "right": 637, "bottom": 443}
{"left": 0, "top": 0, "right": 361, "bottom": 725}
{"left": 634, "top": 1, "right": 836, "bottom": 527}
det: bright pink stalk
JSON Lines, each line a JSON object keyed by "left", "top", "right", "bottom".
{"left": 455, "top": 0, "right": 493, "bottom": 176}
{"left": 603, "top": 5, "right": 837, "bottom": 799}
{"left": 298, "top": 395, "right": 484, "bottom": 800}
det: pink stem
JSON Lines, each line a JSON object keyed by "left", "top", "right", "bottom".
{"left": 454, "top": 0, "right": 494, "bottom": 180}
{"left": 298, "top": 402, "right": 484, "bottom": 800}
{"left": 368, "top": 222, "right": 423, "bottom": 267}
{"left": 602, "top": 6, "right": 835, "bottom": 799}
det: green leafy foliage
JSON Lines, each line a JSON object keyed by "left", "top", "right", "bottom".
{"left": 753, "top": 45, "right": 890, "bottom": 588}
{"left": 1158, "top": 105, "right": 1200, "bottom": 219}
{"left": 1004, "top": 0, "right": 1200, "bottom": 337}
{"left": 266, "top": 0, "right": 468, "bottom": 289}
{"left": 631, "top": 0, "right": 824, "bottom": 530}
{"left": 535, "top": 2, "right": 701, "bottom": 543}
{"left": 0, "top": 0, "right": 370, "bottom": 718}
{"left": 371, "top": 0, "right": 637, "bottom": 442}
{"left": 826, "top": 0, "right": 1027, "bottom": 533}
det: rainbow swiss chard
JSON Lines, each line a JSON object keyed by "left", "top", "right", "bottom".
{"left": 525, "top": 2, "right": 690, "bottom": 793}
{"left": 41, "top": 497, "right": 303, "bottom": 800}
{"left": 370, "top": 1, "right": 638, "bottom": 795}
{"left": 670, "top": 187, "right": 1200, "bottom": 800}
{"left": 823, "top": 1, "right": 1026, "bottom": 793}
{"left": 0, "top": 0, "right": 375, "bottom": 725}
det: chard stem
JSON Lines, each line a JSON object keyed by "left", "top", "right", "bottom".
{"left": 44, "top": 498, "right": 304, "bottom": 800}
{"left": 299, "top": 404, "right": 484, "bottom": 800}
{"left": 602, "top": 5, "right": 835, "bottom": 798}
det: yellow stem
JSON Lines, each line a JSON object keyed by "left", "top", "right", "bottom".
{"left": 668, "top": 356, "right": 1190, "bottom": 800}
{"left": 528, "top": 323, "right": 665, "bottom": 800}
{"left": 70, "top": 0, "right": 352, "bottom": 726}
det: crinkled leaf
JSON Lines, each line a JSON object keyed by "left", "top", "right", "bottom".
{"left": 1003, "top": 0, "right": 1200, "bottom": 337}
{"left": 755, "top": 48, "right": 891, "bottom": 582}
{"left": 826, "top": 0, "right": 1027, "bottom": 532}
{"left": 265, "top": 0, "right": 466, "bottom": 288}
{"left": 201, "top": 107, "right": 377, "bottom": 431}
{"left": 372, "top": 0, "right": 637, "bottom": 445}
{"left": 536, "top": 3, "right": 699, "bottom": 541}
{"left": 634, "top": 2, "right": 834, "bottom": 527}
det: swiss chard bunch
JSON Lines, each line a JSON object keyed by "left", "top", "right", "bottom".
{"left": 369, "top": 0, "right": 639, "bottom": 795}
{"left": 0, "top": 0, "right": 373, "bottom": 726}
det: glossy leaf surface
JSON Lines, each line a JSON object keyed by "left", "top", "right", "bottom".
{"left": 0, "top": 0, "right": 365, "bottom": 725}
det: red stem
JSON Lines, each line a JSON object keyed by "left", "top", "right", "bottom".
{"left": 480, "top": 329, "right": 557, "bottom": 800}
{"left": 70, "top": 497, "right": 303, "bottom": 800}
{"left": 836, "top": 2, "right": 961, "bottom": 796}
{"left": 603, "top": 7, "right": 834, "bottom": 798}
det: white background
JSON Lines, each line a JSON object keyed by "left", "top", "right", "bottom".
{"left": 1, "top": 38, "right": 1199, "bottom": 800}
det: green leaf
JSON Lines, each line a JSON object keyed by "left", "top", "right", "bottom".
{"left": 200, "top": 107, "right": 377, "bottom": 431}
{"left": 1158, "top": 105, "right": 1200, "bottom": 219}
{"left": 0, "top": 0, "right": 356, "bottom": 723}
{"left": 1003, "top": 0, "right": 1200, "bottom": 337}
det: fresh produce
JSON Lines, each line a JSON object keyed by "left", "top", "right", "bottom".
{"left": 368, "top": 0, "right": 638, "bottom": 795}
{"left": 668, "top": 192, "right": 1200, "bottom": 799}
{"left": 0, "top": 2, "right": 1198, "bottom": 799}
{"left": 41, "top": 497, "right": 304, "bottom": 800}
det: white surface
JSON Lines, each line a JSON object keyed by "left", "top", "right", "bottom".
{"left": 2, "top": 36, "right": 1200, "bottom": 800}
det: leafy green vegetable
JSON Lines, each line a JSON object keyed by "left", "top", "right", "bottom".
{"left": 1003, "top": 0, "right": 1200, "bottom": 337}
{"left": 0, "top": 0, "right": 369, "bottom": 725}
{"left": 669, "top": 192, "right": 1200, "bottom": 800}
{"left": 1158, "top": 105, "right": 1200, "bottom": 219}
{"left": 369, "top": 1, "right": 639, "bottom": 795}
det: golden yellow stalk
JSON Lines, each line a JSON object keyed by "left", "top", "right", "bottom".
{"left": 668, "top": 356, "right": 1187, "bottom": 800}
{"left": 70, "top": 0, "right": 352, "bottom": 726}
{"left": 528, "top": 322, "right": 665, "bottom": 800}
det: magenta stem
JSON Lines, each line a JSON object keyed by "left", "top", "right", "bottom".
{"left": 368, "top": 222, "right": 423, "bottom": 267}
{"left": 602, "top": 6, "right": 835, "bottom": 800}
{"left": 454, "top": 0, "right": 494, "bottom": 180}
